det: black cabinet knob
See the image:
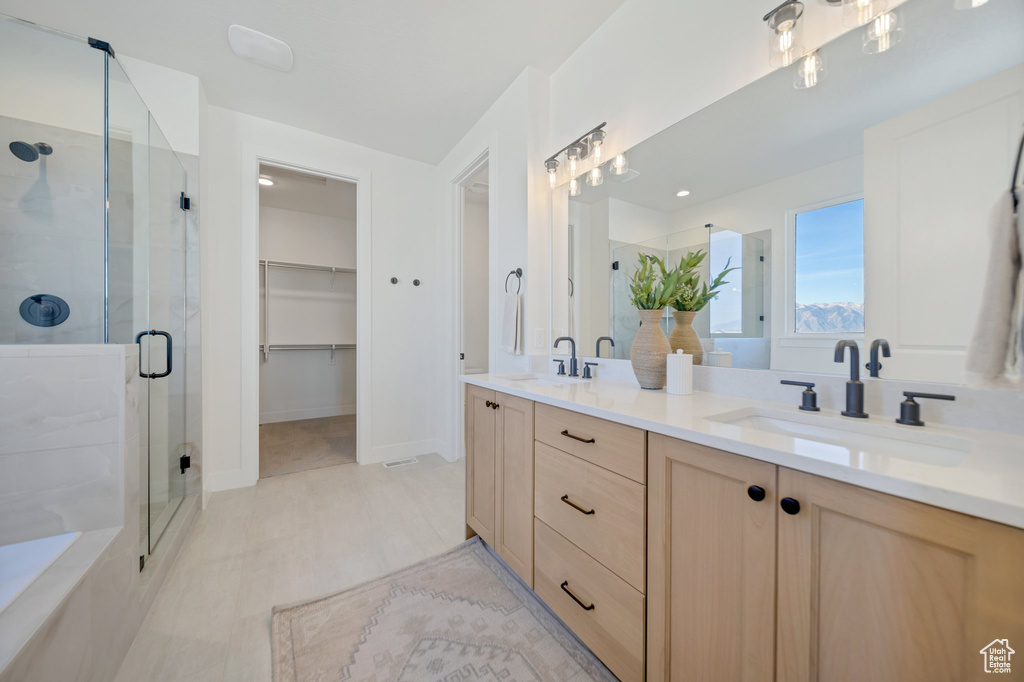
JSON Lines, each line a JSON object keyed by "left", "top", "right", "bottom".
{"left": 747, "top": 485, "right": 766, "bottom": 502}
{"left": 485, "top": 400, "right": 492, "bottom": 408}
{"left": 780, "top": 497, "right": 801, "bottom": 515}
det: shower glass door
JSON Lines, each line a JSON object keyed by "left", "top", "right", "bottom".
{"left": 143, "top": 116, "right": 187, "bottom": 553}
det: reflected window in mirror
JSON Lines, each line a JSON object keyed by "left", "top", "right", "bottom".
{"left": 792, "top": 198, "right": 865, "bottom": 335}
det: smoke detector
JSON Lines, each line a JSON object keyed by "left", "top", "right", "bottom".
{"left": 228, "top": 25, "right": 293, "bottom": 72}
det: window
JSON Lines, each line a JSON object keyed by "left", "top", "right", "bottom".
{"left": 793, "top": 199, "right": 864, "bottom": 334}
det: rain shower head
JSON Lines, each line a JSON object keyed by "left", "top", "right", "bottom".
{"left": 9, "top": 141, "right": 53, "bottom": 162}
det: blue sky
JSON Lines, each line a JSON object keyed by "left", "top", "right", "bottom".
{"left": 794, "top": 199, "right": 864, "bottom": 305}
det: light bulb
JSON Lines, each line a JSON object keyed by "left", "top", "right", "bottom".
{"left": 590, "top": 131, "right": 604, "bottom": 165}
{"left": 569, "top": 176, "right": 581, "bottom": 197}
{"left": 566, "top": 144, "right": 581, "bottom": 179}
{"left": 794, "top": 50, "right": 825, "bottom": 89}
{"left": 842, "top": 0, "right": 886, "bottom": 27}
{"left": 586, "top": 166, "right": 603, "bottom": 187}
{"left": 766, "top": 1, "right": 804, "bottom": 68}
{"left": 609, "top": 154, "right": 628, "bottom": 176}
{"left": 863, "top": 10, "right": 902, "bottom": 54}
{"left": 545, "top": 158, "right": 559, "bottom": 189}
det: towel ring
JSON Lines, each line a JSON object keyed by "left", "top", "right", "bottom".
{"left": 505, "top": 268, "right": 523, "bottom": 294}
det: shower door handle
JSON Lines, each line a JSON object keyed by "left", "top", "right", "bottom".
{"left": 135, "top": 330, "right": 173, "bottom": 379}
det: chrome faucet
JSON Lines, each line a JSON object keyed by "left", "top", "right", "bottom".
{"left": 554, "top": 336, "right": 579, "bottom": 377}
{"left": 834, "top": 340, "right": 867, "bottom": 418}
{"left": 866, "top": 339, "right": 891, "bottom": 378}
{"left": 595, "top": 336, "right": 615, "bottom": 358}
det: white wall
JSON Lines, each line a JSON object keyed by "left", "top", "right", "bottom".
{"left": 435, "top": 67, "right": 551, "bottom": 461}
{"left": 203, "top": 106, "right": 442, "bottom": 491}
{"left": 462, "top": 199, "right": 489, "bottom": 374}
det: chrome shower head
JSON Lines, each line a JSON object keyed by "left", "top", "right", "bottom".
{"left": 9, "top": 141, "right": 53, "bottom": 162}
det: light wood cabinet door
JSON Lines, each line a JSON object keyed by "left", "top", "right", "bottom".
{"left": 647, "top": 434, "right": 778, "bottom": 682}
{"left": 494, "top": 392, "right": 534, "bottom": 587}
{"left": 465, "top": 385, "right": 496, "bottom": 546}
{"left": 776, "top": 467, "right": 1024, "bottom": 682}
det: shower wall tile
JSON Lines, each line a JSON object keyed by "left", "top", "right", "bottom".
{"left": 0, "top": 344, "right": 126, "bottom": 546}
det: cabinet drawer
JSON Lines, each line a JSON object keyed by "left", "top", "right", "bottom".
{"left": 535, "top": 519, "right": 645, "bottom": 682}
{"left": 535, "top": 442, "right": 645, "bottom": 591}
{"left": 535, "top": 403, "right": 646, "bottom": 483}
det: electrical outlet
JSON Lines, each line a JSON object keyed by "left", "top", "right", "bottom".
{"left": 534, "top": 329, "right": 545, "bottom": 349}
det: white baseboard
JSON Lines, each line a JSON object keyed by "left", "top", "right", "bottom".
{"left": 363, "top": 438, "right": 444, "bottom": 465}
{"left": 205, "top": 467, "right": 257, "bottom": 493}
{"left": 259, "top": 404, "right": 356, "bottom": 424}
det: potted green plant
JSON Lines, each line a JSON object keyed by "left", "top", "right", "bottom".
{"left": 668, "top": 250, "right": 737, "bottom": 365}
{"left": 627, "top": 253, "right": 688, "bottom": 389}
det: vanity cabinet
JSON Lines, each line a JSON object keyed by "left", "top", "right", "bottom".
{"left": 648, "top": 433, "right": 1024, "bottom": 682}
{"left": 465, "top": 385, "right": 535, "bottom": 586}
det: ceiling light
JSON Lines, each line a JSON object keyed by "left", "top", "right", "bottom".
{"left": 259, "top": 176, "right": 274, "bottom": 186}
{"left": 863, "top": 10, "right": 903, "bottom": 54}
{"left": 228, "top": 25, "right": 294, "bottom": 72}
{"left": 764, "top": 1, "right": 805, "bottom": 68}
{"left": 676, "top": 190, "right": 691, "bottom": 197}
{"left": 609, "top": 153, "right": 628, "bottom": 176}
{"left": 546, "top": 159, "right": 559, "bottom": 189}
{"left": 794, "top": 50, "right": 826, "bottom": 89}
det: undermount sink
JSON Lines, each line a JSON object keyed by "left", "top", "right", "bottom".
{"left": 499, "top": 373, "right": 586, "bottom": 386}
{"left": 706, "top": 407, "right": 973, "bottom": 467}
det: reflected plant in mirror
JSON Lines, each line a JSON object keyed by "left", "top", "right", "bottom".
{"left": 669, "top": 250, "right": 738, "bottom": 364}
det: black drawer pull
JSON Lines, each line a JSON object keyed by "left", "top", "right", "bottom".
{"left": 561, "top": 429, "right": 595, "bottom": 444}
{"left": 561, "top": 494, "right": 596, "bottom": 515}
{"left": 560, "top": 581, "right": 595, "bottom": 611}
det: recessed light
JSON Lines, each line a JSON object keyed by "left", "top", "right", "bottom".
{"left": 259, "top": 177, "right": 274, "bottom": 186}
{"left": 676, "top": 190, "right": 691, "bottom": 197}
{"left": 228, "top": 25, "right": 293, "bottom": 72}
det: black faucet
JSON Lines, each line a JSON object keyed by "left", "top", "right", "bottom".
{"left": 866, "top": 339, "right": 891, "bottom": 378}
{"left": 554, "top": 336, "right": 579, "bottom": 377}
{"left": 834, "top": 340, "right": 867, "bottom": 418}
{"left": 595, "top": 336, "right": 615, "bottom": 358}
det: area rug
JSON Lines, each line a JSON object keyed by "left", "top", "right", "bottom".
{"left": 271, "top": 537, "right": 618, "bottom": 681}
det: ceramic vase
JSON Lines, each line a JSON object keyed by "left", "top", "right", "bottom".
{"left": 630, "top": 308, "right": 672, "bottom": 390}
{"left": 669, "top": 310, "right": 704, "bottom": 365}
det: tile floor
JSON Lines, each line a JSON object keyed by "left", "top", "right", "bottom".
{"left": 258, "top": 415, "right": 357, "bottom": 479}
{"left": 114, "top": 453, "right": 465, "bottom": 682}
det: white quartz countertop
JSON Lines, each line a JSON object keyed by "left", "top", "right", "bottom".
{"left": 461, "top": 373, "right": 1024, "bottom": 530}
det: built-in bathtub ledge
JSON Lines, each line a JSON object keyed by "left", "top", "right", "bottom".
{"left": 0, "top": 526, "right": 118, "bottom": 673}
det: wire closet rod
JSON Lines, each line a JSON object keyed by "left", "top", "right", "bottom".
{"left": 259, "top": 344, "right": 357, "bottom": 350}
{"left": 259, "top": 259, "right": 356, "bottom": 274}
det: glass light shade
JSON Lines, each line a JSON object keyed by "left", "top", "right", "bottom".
{"left": 767, "top": 2, "right": 804, "bottom": 68}
{"left": 566, "top": 144, "right": 581, "bottom": 179}
{"left": 842, "top": 0, "right": 887, "bottom": 27}
{"left": 545, "top": 159, "right": 559, "bottom": 189}
{"left": 863, "top": 10, "right": 903, "bottom": 54}
{"left": 586, "top": 166, "right": 603, "bottom": 187}
{"left": 609, "top": 153, "right": 628, "bottom": 175}
{"left": 794, "top": 50, "right": 826, "bottom": 89}
{"left": 590, "top": 131, "right": 604, "bottom": 165}
{"left": 569, "top": 176, "right": 581, "bottom": 197}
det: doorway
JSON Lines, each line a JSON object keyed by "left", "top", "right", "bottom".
{"left": 257, "top": 165, "right": 358, "bottom": 478}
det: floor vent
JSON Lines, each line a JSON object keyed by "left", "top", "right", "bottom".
{"left": 383, "top": 458, "right": 419, "bottom": 468}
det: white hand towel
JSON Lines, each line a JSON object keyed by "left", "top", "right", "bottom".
{"left": 966, "top": 189, "right": 1023, "bottom": 389}
{"left": 501, "top": 292, "right": 522, "bottom": 355}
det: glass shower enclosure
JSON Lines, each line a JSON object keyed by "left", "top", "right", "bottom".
{"left": 0, "top": 15, "right": 190, "bottom": 561}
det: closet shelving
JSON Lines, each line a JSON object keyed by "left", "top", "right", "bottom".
{"left": 260, "top": 258, "right": 357, "bottom": 360}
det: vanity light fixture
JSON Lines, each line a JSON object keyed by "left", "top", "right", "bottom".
{"left": 676, "top": 190, "right": 691, "bottom": 197}
{"left": 258, "top": 176, "right": 274, "bottom": 186}
{"left": 590, "top": 130, "right": 605, "bottom": 165}
{"left": 839, "top": 0, "right": 887, "bottom": 27}
{"left": 794, "top": 50, "right": 826, "bottom": 89}
{"left": 543, "top": 122, "right": 608, "bottom": 191}
{"left": 546, "top": 159, "right": 559, "bottom": 189}
{"left": 609, "top": 153, "right": 628, "bottom": 176}
{"left": 863, "top": 9, "right": 903, "bottom": 54}
{"left": 764, "top": 0, "right": 805, "bottom": 68}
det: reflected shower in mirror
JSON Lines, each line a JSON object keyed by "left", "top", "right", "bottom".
{"left": 550, "top": 0, "right": 1024, "bottom": 384}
